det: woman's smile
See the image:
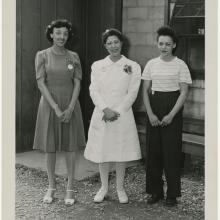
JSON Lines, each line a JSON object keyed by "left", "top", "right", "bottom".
{"left": 50, "top": 27, "right": 69, "bottom": 48}
{"left": 157, "top": 35, "right": 176, "bottom": 59}
{"left": 105, "top": 35, "right": 122, "bottom": 58}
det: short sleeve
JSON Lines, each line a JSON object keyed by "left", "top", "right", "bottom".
{"left": 141, "top": 61, "right": 152, "bottom": 80}
{"left": 72, "top": 53, "right": 82, "bottom": 80}
{"left": 179, "top": 61, "right": 192, "bottom": 84}
{"left": 35, "top": 51, "right": 46, "bottom": 80}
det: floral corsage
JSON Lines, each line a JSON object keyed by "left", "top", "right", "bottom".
{"left": 68, "top": 63, "right": 74, "bottom": 70}
{"left": 123, "top": 64, "right": 133, "bottom": 74}
{"left": 66, "top": 58, "right": 79, "bottom": 71}
{"left": 66, "top": 58, "right": 74, "bottom": 71}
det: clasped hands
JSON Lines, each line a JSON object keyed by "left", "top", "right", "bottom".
{"left": 149, "top": 113, "right": 174, "bottom": 127}
{"left": 54, "top": 105, "right": 74, "bottom": 123}
{"left": 102, "top": 107, "right": 120, "bottom": 123}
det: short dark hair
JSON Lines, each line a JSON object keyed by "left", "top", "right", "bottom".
{"left": 156, "top": 26, "right": 178, "bottom": 53}
{"left": 45, "top": 19, "right": 73, "bottom": 42}
{"left": 102, "top": 28, "right": 124, "bottom": 45}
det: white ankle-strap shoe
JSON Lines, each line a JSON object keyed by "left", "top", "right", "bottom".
{"left": 117, "top": 190, "right": 128, "bottom": 204}
{"left": 43, "top": 188, "right": 56, "bottom": 204}
{"left": 64, "top": 189, "right": 75, "bottom": 206}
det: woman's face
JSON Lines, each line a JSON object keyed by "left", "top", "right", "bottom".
{"left": 105, "top": 35, "right": 122, "bottom": 57}
{"left": 50, "top": 27, "right": 69, "bottom": 47}
{"left": 157, "top": 35, "right": 176, "bottom": 58}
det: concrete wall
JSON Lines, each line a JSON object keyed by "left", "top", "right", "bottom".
{"left": 122, "top": 0, "right": 204, "bottom": 124}
{"left": 122, "top": 0, "right": 166, "bottom": 111}
{"left": 184, "top": 80, "right": 204, "bottom": 120}
{"left": 122, "top": 0, "right": 166, "bottom": 68}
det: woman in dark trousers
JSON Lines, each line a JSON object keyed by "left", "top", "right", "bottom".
{"left": 142, "top": 26, "right": 192, "bottom": 206}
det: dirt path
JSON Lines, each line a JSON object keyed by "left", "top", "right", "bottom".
{"left": 16, "top": 164, "right": 204, "bottom": 220}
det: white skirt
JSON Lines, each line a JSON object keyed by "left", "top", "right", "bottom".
{"left": 84, "top": 107, "right": 142, "bottom": 163}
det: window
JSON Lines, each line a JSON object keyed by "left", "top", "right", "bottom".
{"left": 168, "top": 0, "right": 205, "bottom": 79}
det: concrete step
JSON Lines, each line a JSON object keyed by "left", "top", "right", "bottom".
{"left": 16, "top": 150, "right": 140, "bottom": 180}
{"left": 182, "top": 133, "right": 204, "bottom": 156}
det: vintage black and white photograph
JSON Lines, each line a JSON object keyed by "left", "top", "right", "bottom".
{"left": 12, "top": 0, "right": 208, "bottom": 219}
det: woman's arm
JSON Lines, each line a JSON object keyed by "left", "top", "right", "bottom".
{"left": 89, "top": 63, "right": 119, "bottom": 122}
{"left": 69, "top": 78, "right": 81, "bottom": 110}
{"left": 37, "top": 78, "right": 63, "bottom": 118}
{"left": 35, "top": 51, "right": 63, "bottom": 118}
{"left": 142, "top": 80, "right": 161, "bottom": 127}
{"left": 161, "top": 83, "right": 189, "bottom": 126}
{"left": 62, "top": 78, "right": 81, "bottom": 123}
{"left": 114, "top": 63, "right": 141, "bottom": 116}
{"left": 89, "top": 64, "right": 108, "bottom": 112}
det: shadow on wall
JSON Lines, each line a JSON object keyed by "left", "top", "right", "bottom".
{"left": 65, "top": 25, "right": 81, "bottom": 51}
{"left": 122, "top": 35, "right": 130, "bottom": 58}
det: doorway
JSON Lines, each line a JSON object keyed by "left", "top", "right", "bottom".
{"left": 16, "top": 0, "right": 122, "bottom": 152}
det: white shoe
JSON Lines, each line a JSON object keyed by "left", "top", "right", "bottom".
{"left": 43, "top": 188, "right": 56, "bottom": 204}
{"left": 64, "top": 190, "right": 75, "bottom": 206}
{"left": 94, "top": 188, "right": 108, "bottom": 203}
{"left": 117, "top": 190, "right": 128, "bottom": 204}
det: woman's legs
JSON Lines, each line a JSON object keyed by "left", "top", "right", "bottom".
{"left": 115, "top": 162, "right": 126, "bottom": 191}
{"left": 65, "top": 151, "right": 76, "bottom": 200}
{"left": 99, "top": 162, "right": 110, "bottom": 191}
{"left": 116, "top": 162, "right": 128, "bottom": 203}
{"left": 44, "top": 153, "right": 56, "bottom": 201}
{"left": 46, "top": 152, "right": 56, "bottom": 187}
{"left": 146, "top": 125, "right": 164, "bottom": 196}
{"left": 95, "top": 162, "right": 128, "bottom": 203}
{"left": 162, "top": 113, "right": 183, "bottom": 199}
{"left": 94, "top": 162, "right": 109, "bottom": 202}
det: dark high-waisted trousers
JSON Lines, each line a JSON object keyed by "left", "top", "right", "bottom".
{"left": 146, "top": 90, "right": 183, "bottom": 198}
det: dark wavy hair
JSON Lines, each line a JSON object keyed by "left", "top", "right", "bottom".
{"left": 102, "top": 28, "right": 124, "bottom": 45}
{"left": 45, "top": 19, "right": 73, "bottom": 42}
{"left": 156, "top": 26, "right": 178, "bottom": 54}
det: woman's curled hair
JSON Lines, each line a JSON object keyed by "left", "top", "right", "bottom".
{"left": 157, "top": 26, "right": 178, "bottom": 53}
{"left": 46, "top": 19, "right": 73, "bottom": 42}
{"left": 102, "top": 28, "right": 124, "bottom": 45}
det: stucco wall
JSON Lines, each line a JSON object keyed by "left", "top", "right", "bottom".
{"left": 122, "top": 0, "right": 166, "bottom": 111}
{"left": 122, "top": 0, "right": 204, "bottom": 122}
{"left": 122, "top": 0, "right": 165, "bottom": 68}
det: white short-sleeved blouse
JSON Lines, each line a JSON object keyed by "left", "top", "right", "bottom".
{"left": 141, "top": 57, "right": 192, "bottom": 92}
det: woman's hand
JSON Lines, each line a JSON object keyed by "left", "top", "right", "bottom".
{"left": 161, "top": 113, "right": 174, "bottom": 127}
{"left": 62, "top": 107, "right": 74, "bottom": 123}
{"left": 54, "top": 105, "right": 64, "bottom": 119}
{"left": 148, "top": 113, "right": 161, "bottom": 127}
{"left": 102, "top": 108, "right": 120, "bottom": 122}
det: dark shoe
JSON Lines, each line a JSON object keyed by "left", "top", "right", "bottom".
{"left": 147, "top": 194, "right": 164, "bottom": 204}
{"left": 165, "top": 197, "right": 177, "bottom": 207}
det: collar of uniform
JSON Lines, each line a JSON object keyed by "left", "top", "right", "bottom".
{"left": 105, "top": 55, "right": 127, "bottom": 67}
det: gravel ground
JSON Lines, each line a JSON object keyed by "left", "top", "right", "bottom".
{"left": 16, "top": 163, "right": 204, "bottom": 220}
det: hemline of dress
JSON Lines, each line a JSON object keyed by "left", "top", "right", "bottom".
{"left": 33, "top": 146, "right": 83, "bottom": 153}
{"left": 84, "top": 154, "right": 142, "bottom": 163}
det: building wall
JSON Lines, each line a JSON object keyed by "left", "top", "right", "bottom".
{"left": 122, "top": 0, "right": 165, "bottom": 67}
{"left": 184, "top": 80, "right": 204, "bottom": 120}
{"left": 16, "top": 0, "right": 123, "bottom": 151}
{"left": 122, "top": 0, "right": 166, "bottom": 112}
{"left": 122, "top": 0, "right": 204, "bottom": 129}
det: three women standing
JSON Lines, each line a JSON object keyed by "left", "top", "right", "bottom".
{"left": 33, "top": 19, "right": 86, "bottom": 205}
{"left": 84, "top": 28, "right": 142, "bottom": 203}
{"left": 34, "top": 21, "right": 191, "bottom": 207}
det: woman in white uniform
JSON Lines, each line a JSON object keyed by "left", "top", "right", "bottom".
{"left": 84, "top": 28, "right": 142, "bottom": 203}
